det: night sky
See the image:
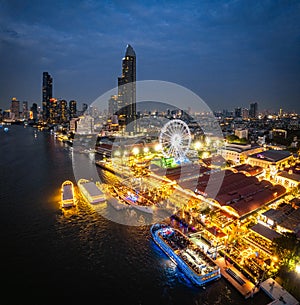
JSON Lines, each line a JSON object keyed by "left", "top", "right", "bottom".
{"left": 0, "top": 0, "right": 299, "bottom": 112}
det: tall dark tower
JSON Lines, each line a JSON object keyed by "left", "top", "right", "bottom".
{"left": 42, "top": 72, "right": 53, "bottom": 121}
{"left": 118, "top": 44, "right": 136, "bottom": 133}
{"left": 249, "top": 102, "right": 258, "bottom": 119}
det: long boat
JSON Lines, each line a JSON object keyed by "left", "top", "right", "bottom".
{"left": 151, "top": 223, "right": 221, "bottom": 286}
{"left": 78, "top": 179, "right": 106, "bottom": 204}
{"left": 61, "top": 180, "right": 76, "bottom": 208}
{"left": 119, "top": 192, "right": 154, "bottom": 214}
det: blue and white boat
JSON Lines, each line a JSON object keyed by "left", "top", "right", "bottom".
{"left": 151, "top": 224, "right": 221, "bottom": 286}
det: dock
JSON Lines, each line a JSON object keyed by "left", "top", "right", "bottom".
{"left": 215, "top": 257, "right": 260, "bottom": 299}
{"left": 260, "top": 278, "right": 299, "bottom": 305}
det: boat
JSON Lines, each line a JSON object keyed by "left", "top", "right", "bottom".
{"left": 61, "top": 180, "right": 76, "bottom": 208}
{"left": 129, "top": 200, "right": 154, "bottom": 214}
{"left": 78, "top": 179, "right": 106, "bottom": 204}
{"left": 119, "top": 191, "right": 154, "bottom": 214}
{"left": 150, "top": 224, "right": 221, "bottom": 286}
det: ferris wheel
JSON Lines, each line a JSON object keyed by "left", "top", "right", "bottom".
{"left": 159, "top": 119, "right": 192, "bottom": 161}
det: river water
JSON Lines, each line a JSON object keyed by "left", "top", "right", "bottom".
{"left": 0, "top": 125, "right": 272, "bottom": 305}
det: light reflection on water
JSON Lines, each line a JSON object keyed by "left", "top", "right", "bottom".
{"left": 0, "top": 125, "right": 273, "bottom": 305}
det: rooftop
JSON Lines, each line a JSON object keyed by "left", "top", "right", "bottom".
{"left": 82, "top": 182, "right": 104, "bottom": 197}
{"left": 249, "top": 150, "right": 292, "bottom": 163}
{"left": 125, "top": 44, "right": 136, "bottom": 57}
{"left": 250, "top": 223, "right": 281, "bottom": 241}
{"left": 277, "top": 171, "right": 300, "bottom": 182}
{"left": 179, "top": 170, "right": 286, "bottom": 217}
{"left": 262, "top": 203, "right": 300, "bottom": 231}
{"left": 233, "top": 164, "right": 263, "bottom": 176}
{"left": 260, "top": 278, "right": 299, "bottom": 305}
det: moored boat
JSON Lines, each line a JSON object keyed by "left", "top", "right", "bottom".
{"left": 78, "top": 179, "right": 106, "bottom": 204}
{"left": 151, "top": 224, "right": 221, "bottom": 286}
{"left": 61, "top": 180, "right": 76, "bottom": 208}
{"left": 119, "top": 192, "right": 154, "bottom": 214}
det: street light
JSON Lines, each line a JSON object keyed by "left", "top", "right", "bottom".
{"left": 194, "top": 141, "right": 202, "bottom": 150}
{"left": 114, "top": 150, "right": 120, "bottom": 157}
{"left": 132, "top": 147, "right": 139, "bottom": 155}
{"left": 296, "top": 264, "right": 300, "bottom": 274}
{"left": 155, "top": 143, "right": 162, "bottom": 152}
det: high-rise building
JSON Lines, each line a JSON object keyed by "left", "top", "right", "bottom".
{"left": 49, "top": 98, "right": 58, "bottom": 124}
{"left": 117, "top": 44, "right": 136, "bottom": 133}
{"left": 234, "top": 107, "right": 242, "bottom": 118}
{"left": 10, "top": 97, "right": 20, "bottom": 120}
{"left": 30, "top": 103, "right": 38, "bottom": 121}
{"left": 22, "top": 101, "right": 28, "bottom": 119}
{"left": 58, "top": 99, "right": 68, "bottom": 123}
{"left": 108, "top": 95, "right": 119, "bottom": 117}
{"left": 69, "top": 100, "right": 77, "bottom": 118}
{"left": 242, "top": 108, "right": 249, "bottom": 119}
{"left": 249, "top": 102, "right": 258, "bottom": 119}
{"left": 42, "top": 72, "right": 53, "bottom": 121}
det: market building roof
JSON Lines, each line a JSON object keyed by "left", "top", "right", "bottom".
{"left": 250, "top": 223, "right": 281, "bottom": 241}
{"left": 249, "top": 150, "right": 292, "bottom": 163}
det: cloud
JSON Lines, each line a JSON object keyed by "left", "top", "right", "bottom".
{"left": 0, "top": 0, "right": 299, "bottom": 111}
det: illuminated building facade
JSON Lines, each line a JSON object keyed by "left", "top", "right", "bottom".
{"left": 22, "top": 101, "right": 28, "bottom": 119}
{"left": 58, "top": 99, "right": 68, "bottom": 123}
{"left": 42, "top": 72, "right": 53, "bottom": 121}
{"left": 49, "top": 98, "right": 58, "bottom": 124}
{"left": 69, "top": 100, "right": 77, "bottom": 119}
{"left": 108, "top": 95, "right": 119, "bottom": 117}
{"left": 10, "top": 97, "right": 20, "bottom": 120}
{"left": 117, "top": 44, "right": 137, "bottom": 133}
{"left": 247, "top": 150, "right": 293, "bottom": 170}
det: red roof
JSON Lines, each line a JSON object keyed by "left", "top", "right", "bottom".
{"left": 181, "top": 170, "right": 286, "bottom": 217}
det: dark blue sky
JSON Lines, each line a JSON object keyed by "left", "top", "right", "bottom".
{"left": 0, "top": 0, "right": 299, "bottom": 112}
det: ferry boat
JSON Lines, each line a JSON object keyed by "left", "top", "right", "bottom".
{"left": 78, "top": 179, "right": 106, "bottom": 204}
{"left": 61, "top": 180, "right": 76, "bottom": 208}
{"left": 151, "top": 224, "right": 221, "bottom": 286}
{"left": 119, "top": 192, "right": 153, "bottom": 214}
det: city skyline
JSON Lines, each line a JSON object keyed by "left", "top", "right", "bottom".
{"left": 0, "top": 1, "right": 299, "bottom": 112}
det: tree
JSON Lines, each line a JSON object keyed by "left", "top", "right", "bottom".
{"left": 226, "top": 134, "right": 239, "bottom": 143}
{"left": 273, "top": 232, "right": 299, "bottom": 268}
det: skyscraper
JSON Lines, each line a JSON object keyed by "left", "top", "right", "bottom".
{"left": 10, "top": 97, "right": 20, "bottom": 120}
{"left": 117, "top": 44, "right": 136, "bottom": 133}
{"left": 69, "top": 100, "right": 77, "bottom": 119}
{"left": 22, "top": 101, "right": 28, "bottom": 119}
{"left": 234, "top": 107, "right": 242, "bottom": 118}
{"left": 249, "top": 102, "right": 258, "bottom": 119}
{"left": 108, "top": 95, "right": 119, "bottom": 117}
{"left": 30, "top": 103, "right": 38, "bottom": 121}
{"left": 42, "top": 72, "right": 53, "bottom": 121}
{"left": 58, "top": 99, "right": 68, "bottom": 123}
{"left": 242, "top": 108, "right": 249, "bottom": 119}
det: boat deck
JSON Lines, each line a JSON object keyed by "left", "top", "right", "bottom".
{"left": 78, "top": 180, "right": 106, "bottom": 204}
{"left": 152, "top": 225, "right": 221, "bottom": 286}
{"left": 62, "top": 184, "right": 73, "bottom": 201}
{"left": 82, "top": 181, "right": 104, "bottom": 197}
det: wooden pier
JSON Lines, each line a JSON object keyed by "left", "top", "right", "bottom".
{"left": 215, "top": 257, "right": 260, "bottom": 299}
